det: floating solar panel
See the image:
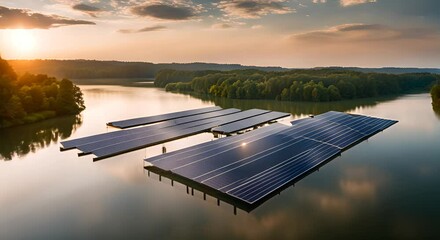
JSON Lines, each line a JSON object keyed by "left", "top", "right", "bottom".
{"left": 107, "top": 106, "right": 222, "bottom": 129}
{"left": 211, "top": 111, "right": 290, "bottom": 134}
{"left": 86, "top": 109, "right": 270, "bottom": 160}
{"left": 145, "top": 111, "right": 397, "bottom": 206}
{"left": 60, "top": 108, "right": 240, "bottom": 150}
{"left": 61, "top": 108, "right": 273, "bottom": 160}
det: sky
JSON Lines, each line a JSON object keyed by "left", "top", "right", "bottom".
{"left": 0, "top": 0, "right": 439, "bottom": 68}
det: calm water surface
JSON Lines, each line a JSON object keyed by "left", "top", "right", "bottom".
{"left": 1, "top": 84, "right": 439, "bottom": 239}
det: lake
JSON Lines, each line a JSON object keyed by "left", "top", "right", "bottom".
{"left": 1, "top": 84, "right": 439, "bottom": 239}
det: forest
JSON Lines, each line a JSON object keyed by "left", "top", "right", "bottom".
{"left": 0, "top": 58, "right": 85, "bottom": 128}
{"left": 159, "top": 69, "right": 439, "bottom": 102}
{"left": 9, "top": 60, "right": 284, "bottom": 80}
{"left": 432, "top": 84, "right": 440, "bottom": 109}
{"left": 9, "top": 60, "right": 440, "bottom": 81}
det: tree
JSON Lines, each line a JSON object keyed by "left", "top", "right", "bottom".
{"left": 5, "top": 95, "right": 26, "bottom": 119}
{"left": 56, "top": 79, "right": 84, "bottom": 115}
{"left": 431, "top": 84, "right": 440, "bottom": 109}
{"left": 328, "top": 85, "right": 342, "bottom": 101}
{"left": 337, "top": 80, "right": 356, "bottom": 99}
{"left": 0, "top": 57, "right": 17, "bottom": 122}
{"left": 280, "top": 88, "right": 290, "bottom": 101}
{"left": 29, "top": 85, "right": 46, "bottom": 112}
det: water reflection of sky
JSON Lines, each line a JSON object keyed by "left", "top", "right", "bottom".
{"left": 1, "top": 86, "right": 439, "bottom": 239}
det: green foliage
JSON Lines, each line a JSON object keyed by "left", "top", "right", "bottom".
{"left": 431, "top": 84, "right": 440, "bottom": 109}
{"left": 23, "top": 111, "right": 56, "bottom": 124}
{"left": 0, "top": 57, "right": 85, "bottom": 128}
{"left": 163, "top": 68, "right": 439, "bottom": 102}
{"left": 4, "top": 95, "right": 26, "bottom": 119}
{"left": 10, "top": 60, "right": 286, "bottom": 81}
{"left": 165, "top": 82, "right": 192, "bottom": 92}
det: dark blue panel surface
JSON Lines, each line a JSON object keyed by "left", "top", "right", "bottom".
{"left": 151, "top": 123, "right": 289, "bottom": 170}
{"left": 212, "top": 111, "right": 290, "bottom": 134}
{"left": 61, "top": 108, "right": 240, "bottom": 150}
{"left": 88, "top": 109, "right": 272, "bottom": 159}
{"left": 145, "top": 111, "right": 397, "bottom": 205}
{"left": 108, "top": 106, "right": 222, "bottom": 128}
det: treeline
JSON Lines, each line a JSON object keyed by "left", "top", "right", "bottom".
{"left": 432, "top": 84, "right": 440, "bottom": 109}
{"left": 163, "top": 69, "right": 439, "bottom": 102}
{"left": 0, "top": 58, "right": 85, "bottom": 128}
{"left": 155, "top": 69, "right": 219, "bottom": 87}
{"left": 9, "top": 60, "right": 285, "bottom": 80}
{"left": 10, "top": 60, "right": 440, "bottom": 81}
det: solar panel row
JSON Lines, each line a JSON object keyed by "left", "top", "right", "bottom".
{"left": 107, "top": 106, "right": 222, "bottom": 128}
{"left": 146, "top": 111, "right": 397, "bottom": 205}
{"left": 88, "top": 109, "right": 271, "bottom": 160}
{"left": 60, "top": 108, "right": 240, "bottom": 150}
{"left": 211, "top": 111, "right": 290, "bottom": 134}
{"left": 61, "top": 108, "right": 282, "bottom": 160}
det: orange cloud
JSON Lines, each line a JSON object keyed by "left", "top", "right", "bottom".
{"left": 0, "top": 5, "right": 95, "bottom": 29}
{"left": 340, "top": 0, "right": 377, "bottom": 7}
{"left": 216, "top": 0, "right": 294, "bottom": 19}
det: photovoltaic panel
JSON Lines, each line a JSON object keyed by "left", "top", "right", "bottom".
{"left": 147, "top": 123, "right": 289, "bottom": 168}
{"left": 211, "top": 111, "right": 290, "bottom": 134}
{"left": 146, "top": 111, "right": 397, "bottom": 205}
{"left": 61, "top": 108, "right": 273, "bottom": 160}
{"left": 60, "top": 108, "right": 240, "bottom": 150}
{"left": 91, "top": 122, "right": 215, "bottom": 160}
{"left": 88, "top": 109, "right": 270, "bottom": 160}
{"left": 107, "top": 106, "right": 222, "bottom": 128}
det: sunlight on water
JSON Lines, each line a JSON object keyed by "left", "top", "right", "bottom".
{"left": 1, "top": 85, "right": 439, "bottom": 239}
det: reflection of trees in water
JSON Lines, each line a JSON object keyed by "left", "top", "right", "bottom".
{"left": 188, "top": 93, "right": 397, "bottom": 117}
{"left": 0, "top": 115, "right": 82, "bottom": 160}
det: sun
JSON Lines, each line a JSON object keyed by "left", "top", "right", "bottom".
{"left": 9, "top": 29, "right": 36, "bottom": 57}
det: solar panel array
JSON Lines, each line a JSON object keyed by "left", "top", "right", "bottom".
{"left": 107, "top": 106, "right": 222, "bottom": 128}
{"left": 61, "top": 107, "right": 289, "bottom": 161}
{"left": 146, "top": 111, "right": 397, "bottom": 205}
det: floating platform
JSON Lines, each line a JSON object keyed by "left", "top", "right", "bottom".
{"left": 60, "top": 107, "right": 290, "bottom": 160}
{"left": 145, "top": 111, "right": 397, "bottom": 208}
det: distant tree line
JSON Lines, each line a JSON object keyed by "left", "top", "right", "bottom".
{"left": 432, "top": 84, "right": 440, "bottom": 109}
{"left": 0, "top": 58, "right": 85, "bottom": 128}
{"left": 9, "top": 60, "right": 285, "bottom": 80}
{"left": 160, "top": 69, "right": 439, "bottom": 102}
{"left": 10, "top": 60, "right": 440, "bottom": 81}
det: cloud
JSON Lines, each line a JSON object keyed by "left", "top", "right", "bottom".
{"left": 0, "top": 5, "right": 95, "bottom": 29}
{"left": 216, "top": 0, "right": 294, "bottom": 19}
{"left": 285, "top": 23, "right": 440, "bottom": 68}
{"left": 131, "top": 3, "right": 199, "bottom": 20}
{"left": 291, "top": 23, "right": 436, "bottom": 42}
{"left": 72, "top": 3, "right": 102, "bottom": 17}
{"left": 340, "top": 0, "right": 377, "bottom": 7}
{"left": 312, "top": 0, "right": 376, "bottom": 7}
{"left": 211, "top": 23, "right": 233, "bottom": 29}
{"left": 118, "top": 25, "right": 166, "bottom": 33}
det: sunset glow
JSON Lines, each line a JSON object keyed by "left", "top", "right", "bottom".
{"left": 0, "top": 1, "right": 439, "bottom": 67}
{"left": 9, "top": 29, "right": 36, "bottom": 57}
